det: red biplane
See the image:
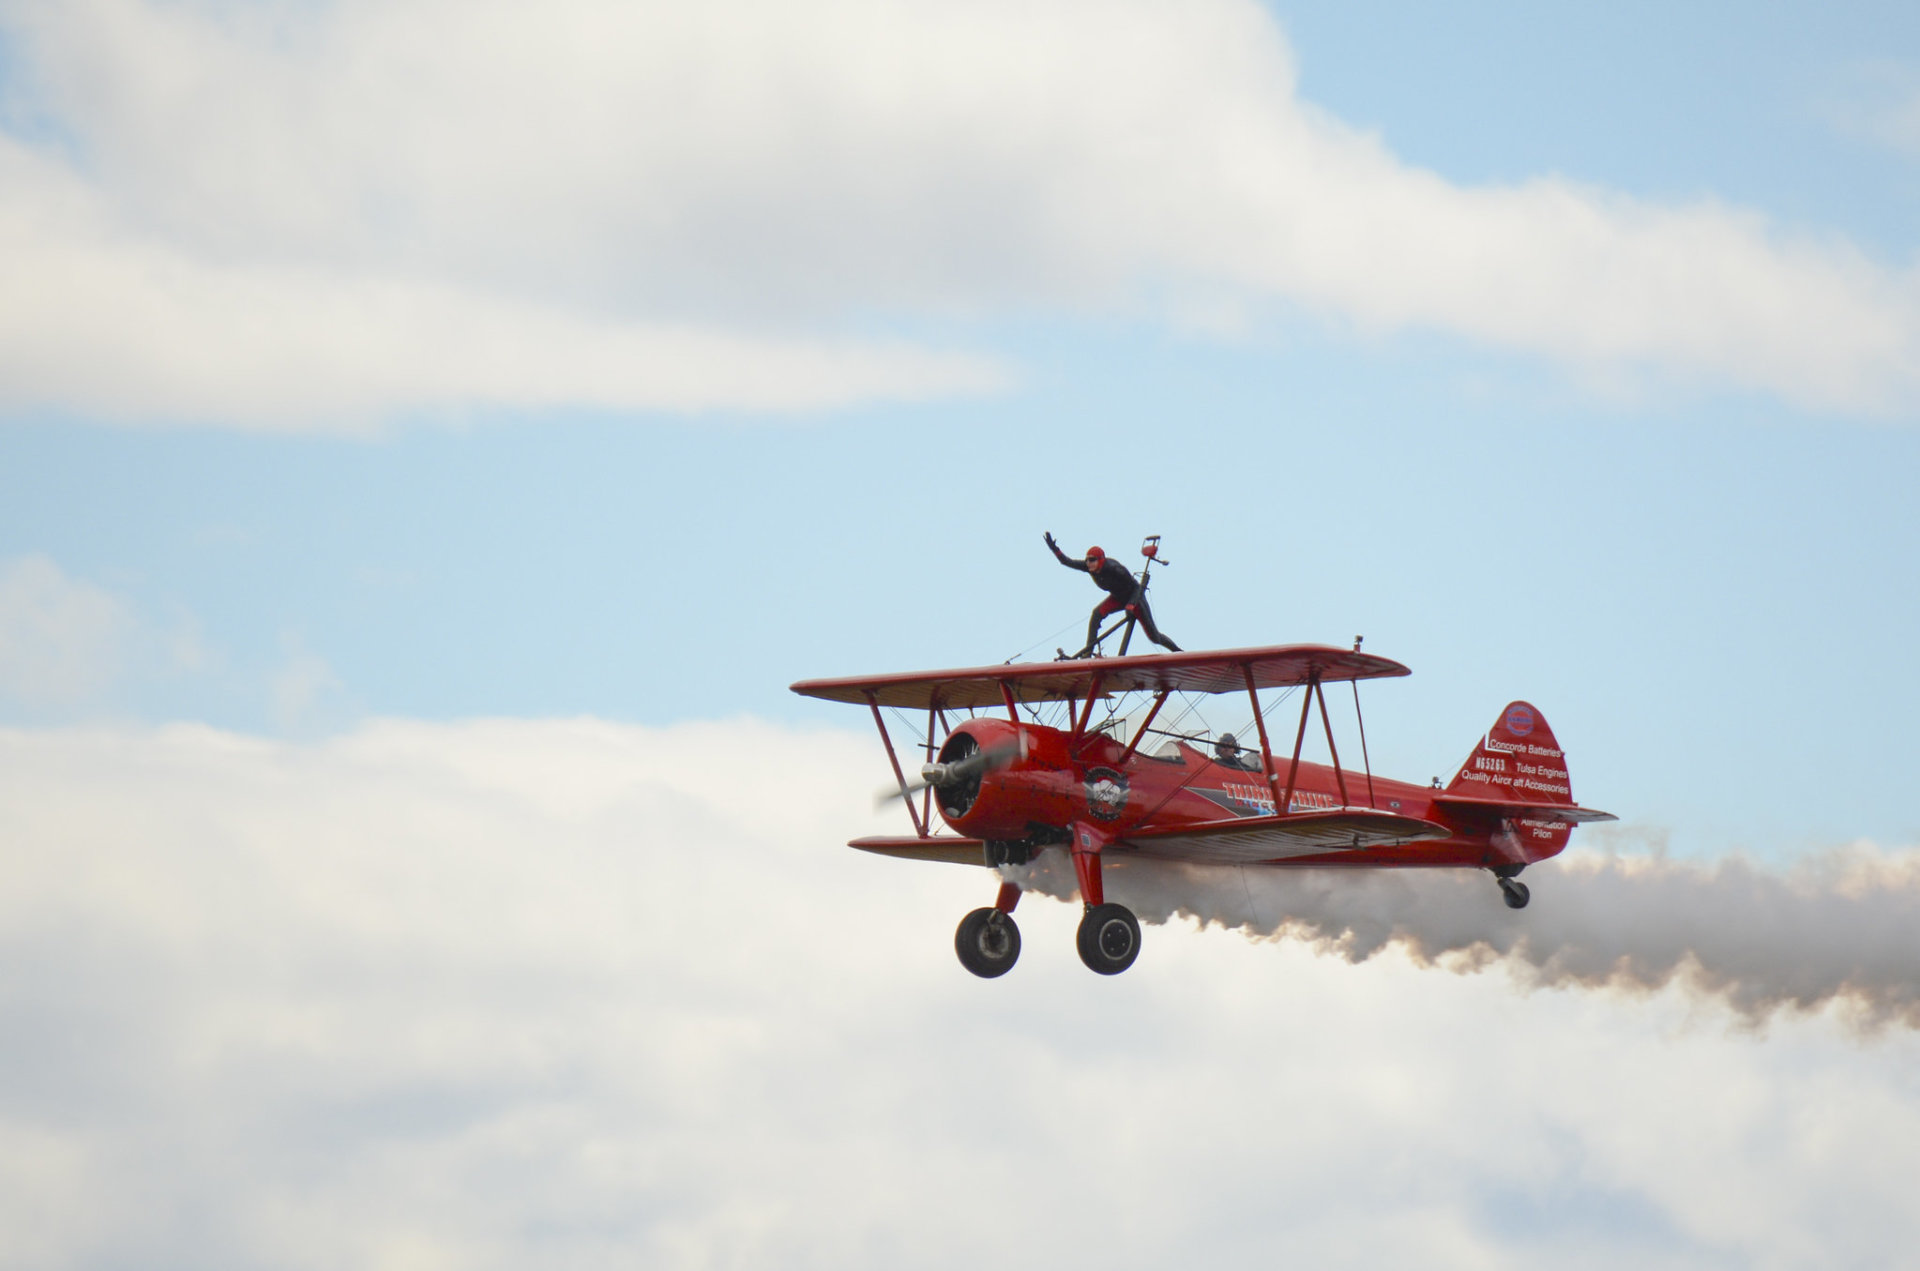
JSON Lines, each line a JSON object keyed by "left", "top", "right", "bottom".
{"left": 791, "top": 643, "right": 1614, "bottom": 977}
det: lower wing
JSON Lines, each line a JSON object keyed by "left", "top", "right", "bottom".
{"left": 1120, "top": 809, "right": 1450, "bottom": 865}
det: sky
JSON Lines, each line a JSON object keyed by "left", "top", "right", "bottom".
{"left": 2, "top": 1, "right": 1919, "bottom": 1266}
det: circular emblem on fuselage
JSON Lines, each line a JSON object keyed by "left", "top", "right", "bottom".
{"left": 1505, "top": 705, "right": 1535, "bottom": 737}
{"left": 1084, "top": 766, "right": 1129, "bottom": 821}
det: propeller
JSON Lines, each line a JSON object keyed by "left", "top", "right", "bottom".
{"left": 878, "top": 736, "right": 1024, "bottom": 806}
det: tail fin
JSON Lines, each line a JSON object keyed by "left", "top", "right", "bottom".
{"left": 1439, "top": 701, "right": 1610, "bottom": 865}
{"left": 1446, "top": 701, "right": 1574, "bottom": 804}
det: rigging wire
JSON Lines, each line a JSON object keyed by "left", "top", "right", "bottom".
{"left": 884, "top": 656, "right": 1326, "bottom": 781}
{"left": 1351, "top": 679, "right": 1377, "bottom": 808}
{"left": 1002, "top": 617, "right": 1083, "bottom": 666}
{"left": 883, "top": 703, "right": 941, "bottom": 760}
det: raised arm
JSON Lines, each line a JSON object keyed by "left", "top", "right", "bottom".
{"left": 1044, "top": 531, "right": 1088, "bottom": 572}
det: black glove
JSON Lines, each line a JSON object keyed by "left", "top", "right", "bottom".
{"left": 1044, "top": 531, "right": 1057, "bottom": 549}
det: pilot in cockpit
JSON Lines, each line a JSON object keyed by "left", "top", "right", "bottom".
{"left": 1213, "top": 732, "right": 1249, "bottom": 769}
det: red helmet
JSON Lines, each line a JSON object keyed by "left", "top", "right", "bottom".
{"left": 1085, "top": 546, "right": 1106, "bottom": 564}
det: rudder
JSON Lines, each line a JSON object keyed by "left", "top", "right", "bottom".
{"left": 1446, "top": 701, "right": 1575, "bottom": 804}
{"left": 1444, "top": 701, "right": 1580, "bottom": 864}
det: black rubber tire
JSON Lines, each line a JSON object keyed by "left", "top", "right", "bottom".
{"left": 1500, "top": 878, "right": 1531, "bottom": 910}
{"left": 1076, "top": 903, "right": 1142, "bottom": 975}
{"left": 955, "top": 907, "right": 1021, "bottom": 978}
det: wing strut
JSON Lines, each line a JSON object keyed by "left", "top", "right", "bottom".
{"left": 1351, "top": 680, "right": 1377, "bottom": 809}
{"left": 1071, "top": 671, "right": 1105, "bottom": 747}
{"left": 1117, "top": 690, "right": 1171, "bottom": 766}
{"left": 1280, "top": 672, "right": 1315, "bottom": 815}
{"left": 1242, "top": 664, "right": 1286, "bottom": 814}
{"left": 1314, "top": 679, "right": 1351, "bottom": 807}
{"left": 1241, "top": 663, "right": 1362, "bottom": 817}
{"left": 866, "top": 693, "right": 928, "bottom": 839}
{"left": 921, "top": 706, "right": 939, "bottom": 832}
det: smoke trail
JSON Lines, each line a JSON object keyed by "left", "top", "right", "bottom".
{"left": 1003, "top": 841, "right": 1920, "bottom": 1025}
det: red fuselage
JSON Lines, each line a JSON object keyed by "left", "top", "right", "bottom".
{"left": 938, "top": 717, "right": 1572, "bottom": 870}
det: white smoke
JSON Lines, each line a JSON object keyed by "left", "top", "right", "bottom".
{"left": 1004, "top": 839, "right": 1920, "bottom": 1026}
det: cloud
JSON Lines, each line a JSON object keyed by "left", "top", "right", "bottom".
{"left": 2, "top": 0, "right": 1917, "bottom": 428}
{"left": 0, "top": 136, "right": 1006, "bottom": 430}
{"left": 0, "top": 554, "right": 131, "bottom": 707}
{"left": 0, "top": 554, "right": 223, "bottom": 722}
{"left": 1821, "top": 61, "right": 1920, "bottom": 161}
{"left": 0, "top": 714, "right": 1917, "bottom": 1267}
{"left": 268, "top": 636, "right": 346, "bottom": 732}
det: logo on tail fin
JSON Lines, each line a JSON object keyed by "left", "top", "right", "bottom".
{"left": 1504, "top": 704, "right": 1535, "bottom": 737}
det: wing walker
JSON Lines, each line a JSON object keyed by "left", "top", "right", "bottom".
{"left": 791, "top": 535, "right": 1615, "bottom": 978}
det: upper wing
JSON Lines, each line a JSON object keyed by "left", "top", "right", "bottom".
{"left": 1118, "top": 808, "right": 1450, "bottom": 865}
{"left": 791, "top": 643, "right": 1410, "bottom": 711}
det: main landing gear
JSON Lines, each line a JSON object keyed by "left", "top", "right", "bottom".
{"left": 1076, "top": 903, "right": 1142, "bottom": 975}
{"left": 955, "top": 907, "right": 1021, "bottom": 977}
{"left": 1066, "top": 822, "right": 1139, "bottom": 973}
{"left": 955, "top": 823, "right": 1146, "bottom": 978}
{"left": 952, "top": 898, "right": 1145, "bottom": 977}
{"left": 956, "top": 880, "right": 1024, "bottom": 978}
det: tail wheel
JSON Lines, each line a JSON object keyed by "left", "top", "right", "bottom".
{"left": 1076, "top": 903, "right": 1141, "bottom": 975}
{"left": 1499, "top": 878, "right": 1531, "bottom": 910}
{"left": 955, "top": 907, "right": 1021, "bottom": 978}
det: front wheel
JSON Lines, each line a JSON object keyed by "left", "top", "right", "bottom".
{"left": 955, "top": 907, "right": 1021, "bottom": 978}
{"left": 1499, "top": 878, "right": 1531, "bottom": 910}
{"left": 1076, "top": 903, "right": 1142, "bottom": 975}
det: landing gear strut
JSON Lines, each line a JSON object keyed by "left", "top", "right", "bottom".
{"left": 1498, "top": 877, "right": 1531, "bottom": 910}
{"left": 1068, "top": 820, "right": 1141, "bottom": 974}
{"left": 955, "top": 907, "right": 1022, "bottom": 977}
{"left": 1076, "top": 903, "right": 1142, "bottom": 975}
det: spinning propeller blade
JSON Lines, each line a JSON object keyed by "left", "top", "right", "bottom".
{"left": 877, "top": 737, "right": 1023, "bottom": 806}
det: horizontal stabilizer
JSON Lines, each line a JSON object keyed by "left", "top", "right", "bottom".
{"left": 1434, "top": 796, "right": 1617, "bottom": 825}
{"left": 849, "top": 835, "right": 988, "bottom": 866}
{"left": 1120, "top": 808, "right": 1450, "bottom": 865}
